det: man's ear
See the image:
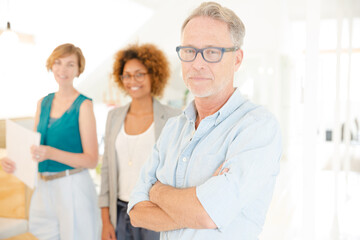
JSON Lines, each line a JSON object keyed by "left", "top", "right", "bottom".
{"left": 234, "top": 49, "right": 243, "bottom": 71}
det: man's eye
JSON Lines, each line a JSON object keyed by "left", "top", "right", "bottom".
{"left": 206, "top": 49, "right": 220, "bottom": 55}
{"left": 184, "top": 49, "right": 195, "bottom": 54}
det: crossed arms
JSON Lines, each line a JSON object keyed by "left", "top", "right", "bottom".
{"left": 129, "top": 165, "right": 227, "bottom": 232}
{"left": 128, "top": 115, "right": 282, "bottom": 233}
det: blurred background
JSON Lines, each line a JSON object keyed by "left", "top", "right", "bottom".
{"left": 0, "top": 0, "right": 360, "bottom": 239}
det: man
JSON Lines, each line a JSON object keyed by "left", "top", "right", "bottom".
{"left": 128, "top": 2, "right": 282, "bottom": 239}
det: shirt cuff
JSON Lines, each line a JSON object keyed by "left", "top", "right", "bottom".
{"left": 196, "top": 174, "right": 240, "bottom": 231}
{"left": 127, "top": 182, "right": 152, "bottom": 214}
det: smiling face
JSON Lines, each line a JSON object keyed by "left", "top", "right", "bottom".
{"left": 51, "top": 54, "right": 79, "bottom": 86}
{"left": 122, "top": 58, "right": 152, "bottom": 100}
{"left": 181, "top": 16, "right": 243, "bottom": 100}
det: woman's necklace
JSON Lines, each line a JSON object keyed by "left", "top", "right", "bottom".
{"left": 124, "top": 107, "right": 153, "bottom": 166}
{"left": 126, "top": 135, "right": 139, "bottom": 167}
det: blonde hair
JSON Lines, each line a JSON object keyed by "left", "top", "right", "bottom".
{"left": 182, "top": 2, "right": 245, "bottom": 47}
{"left": 46, "top": 43, "right": 85, "bottom": 76}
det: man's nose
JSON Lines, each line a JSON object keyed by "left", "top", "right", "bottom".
{"left": 191, "top": 52, "right": 207, "bottom": 69}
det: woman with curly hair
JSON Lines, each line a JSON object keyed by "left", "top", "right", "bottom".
{"left": 99, "top": 43, "right": 181, "bottom": 240}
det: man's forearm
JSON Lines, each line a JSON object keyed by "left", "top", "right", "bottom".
{"left": 129, "top": 201, "right": 184, "bottom": 232}
{"left": 149, "top": 182, "right": 217, "bottom": 229}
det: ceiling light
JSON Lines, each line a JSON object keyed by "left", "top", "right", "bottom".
{"left": 0, "top": 22, "right": 19, "bottom": 45}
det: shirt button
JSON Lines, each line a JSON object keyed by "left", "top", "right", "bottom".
{"left": 182, "top": 157, "right": 187, "bottom": 162}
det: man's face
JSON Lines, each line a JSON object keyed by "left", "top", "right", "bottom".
{"left": 181, "top": 16, "right": 243, "bottom": 99}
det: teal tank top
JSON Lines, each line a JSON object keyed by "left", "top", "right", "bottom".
{"left": 37, "top": 93, "right": 91, "bottom": 172}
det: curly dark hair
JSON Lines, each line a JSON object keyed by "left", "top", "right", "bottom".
{"left": 113, "top": 43, "right": 170, "bottom": 97}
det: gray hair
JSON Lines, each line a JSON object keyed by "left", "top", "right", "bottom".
{"left": 181, "top": 2, "right": 245, "bottom": 48}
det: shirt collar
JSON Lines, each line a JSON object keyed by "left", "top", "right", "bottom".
{"left": 183, "top": 88, "right": 247, "bottom": 125}
{"left": 184, "top": 101, "right": 197, "bottom": 123}
{"left": 215, "top": 88, "right": 246, "bottom": 125}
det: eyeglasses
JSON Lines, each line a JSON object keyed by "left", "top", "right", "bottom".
{"left": 120, "top": 72, "right": 148, "bottom": 82}
{"left": 176, "top": 46, "right": 239, "bottom": 63}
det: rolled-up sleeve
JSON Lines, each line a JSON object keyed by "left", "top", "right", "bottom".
{"left": 196, "top": 115, "right": 282, "bottom": 230}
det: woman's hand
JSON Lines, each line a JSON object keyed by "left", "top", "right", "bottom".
{"left": 101, "top": 221, "right": 116, "bottom": 240}
{"left": 0, "top": 157, "right": 16, "bottom": 174}
{"left": 30, "top": 145, "right": 51, "bottom": 162}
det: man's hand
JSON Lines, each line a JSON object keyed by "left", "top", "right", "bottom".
{"left": 213, "top": 162, "right": 229, "bottom": 176}
{"left": 139, "top": 161, "right": 228, "bottom": 230}
{"left": 149, "top": 181, "right": 163, "bottom": 203}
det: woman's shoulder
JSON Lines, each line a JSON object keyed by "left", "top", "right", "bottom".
{"left": 37, "top": 96, "right": 45, "bottom": 106}
{"left": 154, "top": 99, "right": 182, "bottom": 117}
{"left": 79, "top": 98, "right": 93, "bottom": 110}
{"left": 164, "top": 105, "right": 182, "bottom": 117}
{"left": 77, "top": 93, "right": 93, "bottom": 108}
{"left": 76, "top": 93, "right": 94, "bottom": 112}
{"left": 38, "top": 92, "right": 55, "bottom": 107}
{"left": 107, "top": 103, "right": 130, "bottom": 119}
{"left": 79, "top": 93, "right": 92, "bottom": 101}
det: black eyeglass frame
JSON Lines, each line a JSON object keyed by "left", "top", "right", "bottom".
{"left": 176, "top": 46, "right": 239, "bottom": 63}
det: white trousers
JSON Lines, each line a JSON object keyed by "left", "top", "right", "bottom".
{"left": 29, "top": 170, "right": 100, "bottom": 240}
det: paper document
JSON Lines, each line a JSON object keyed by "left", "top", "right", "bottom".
{"left": 6, "top": 119, "right": 40, "bottom": 189}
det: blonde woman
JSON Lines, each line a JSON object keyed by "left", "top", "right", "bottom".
{"left": 1, "top": 43, "right": 100, "bottom": 240}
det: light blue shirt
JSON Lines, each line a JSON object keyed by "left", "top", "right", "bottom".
{"left": 128, "top": 88, "right": 282, "bottom": 240}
